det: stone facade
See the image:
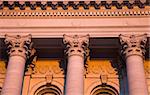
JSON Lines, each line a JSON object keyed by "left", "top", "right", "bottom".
{"left": 0, "top": 59, "right": 150, "bottom": 95}
{"left": 0, "top": 0, "right": 150, "bottom": 95}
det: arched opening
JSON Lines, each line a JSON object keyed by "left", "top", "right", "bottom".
{"left": 91, "top": 84, "right": 119, "bottom": 95}
{"left": 34, "top": 84, "right": 62, "bottom": 95}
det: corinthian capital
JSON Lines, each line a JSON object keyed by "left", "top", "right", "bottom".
{"left": 5, "top": 34, "right": 32, "bottom": 59}
{"left": 63, "top": 34, "right": 90, "bottom": 58}
{"left": 119, "top": 34, "right": 147, "bottom": 59}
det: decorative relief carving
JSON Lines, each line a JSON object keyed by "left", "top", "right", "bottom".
{"left": 0, "top": 1, "right": 149, "bottom": 10}
{"left": 144, "top": 61, "right": 150, "bottom": 76}
{"left": 4, "top": 34, "right": 33, "bottom": 59}
{"left": 32, "top": 60, "right": 64, "bottom": 76}
{"left": 119, "top": 34, "right": 147, "bottom": 58}
{"left": 45, "top": 72, "right": 53, "bottom": 84}
{"left": 0, "top": 1, "right": 149, "bottom": 18}
{"left": 86, "top": 60, "right": 117, "bottom": 76}
{"left": 63, "top": 34, "right": 89, "bottom": 58}
{"left": 25, "top": 54, "right": 37, "bottom": 75}
{"left": 100, "top": 75, "right": 108, "bottom": 84}
{"left": 0, "top": 9, "right": 149, "bottom": 18}
{"left": 0, "top": 61, "right": 6, "bottom": 74}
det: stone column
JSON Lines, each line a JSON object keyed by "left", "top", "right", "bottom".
{"left": 119, "top": 34, "right": 148, "bottom": 95}
{"left": 63, "top": 35, "right": 89, "bottom": 95}
{"left": 1, "top": 35, "right": 32, "bottom": 95}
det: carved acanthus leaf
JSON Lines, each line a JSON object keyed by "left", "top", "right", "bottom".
{"left": 5, "top": 34, "right": 33, "bottom": 59}
{"left": 86, "top": 60, "right": 117, "bottom": 76}
{"left": 33, "top": 60, "right": 64, "bottom": 76}
{"left": 119, "top": 34, "right": 147, "bottom": 58}
{"left": 63, "top": 34, "right": 89, "bottom": 58}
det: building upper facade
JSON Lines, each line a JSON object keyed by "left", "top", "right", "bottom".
{"left": 0, "top": 0, "right": 150, "bottom": 38}
{"left": 0, "top": 0, "right": 150, "bottom": 95}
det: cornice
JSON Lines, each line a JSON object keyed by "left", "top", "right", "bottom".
{"left": 0, "top": 1, "right": 149, "bottom": 10}
{"left": 0, "top": 1, "right": 149, "bottom": 18}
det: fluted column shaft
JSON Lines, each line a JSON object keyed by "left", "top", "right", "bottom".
{"left": 120, "top": 34, "right": 148, "bottom": 95}
{"left": 1, "top": 35, "right": 32, "bottom": 95}
{"left": 63, "top": 35, "right": 89, "bottom": 95}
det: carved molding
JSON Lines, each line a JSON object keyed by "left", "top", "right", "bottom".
{"left": 0, "top": 1, "right": 149, "bottom": 10}
{"left": 30, "top": 81, "right": 63, "bottom": 95}
{"left": 0, "top": 8, "right": 149, "bottom": 18}
{"left": 5, "top": 34, "right": 32, "bottom": 59}
{"left": 0, "top": 1, "right": 149, "bottom": 18}
{"left": 85, "top": 79, "right": 120, "bottom": 95}
{"left": 119, "top": 34, "right": 147, "bottom": 58}
{"left": 63, "top": 34, "right": 89, "bottom": 58}
{"left": 90, "top": 84, "right": 119, "bottom": 95}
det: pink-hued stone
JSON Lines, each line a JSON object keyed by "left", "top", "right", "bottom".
{"left": 126, "top": 55, "right": 148, "bottom": 95}
{"left": 66, "top": 55, "right": 84, "bottom": 95}
{"left": 1, "top": 56, "right": 26, "bottom": 95}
